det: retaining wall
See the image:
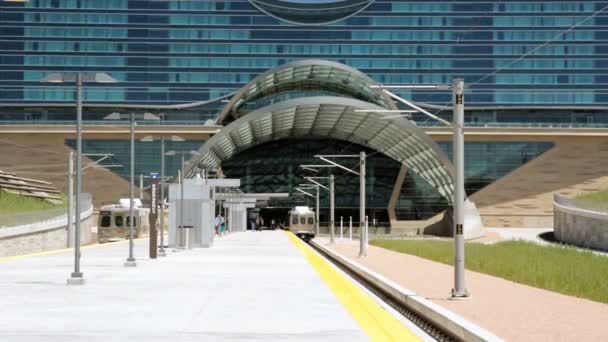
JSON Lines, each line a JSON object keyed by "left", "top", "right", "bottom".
{"left": 0, "top": 206, "right": 94, "bottom": 258}
{"left": 554, "top": 195, "right": 608, "bottom": 251}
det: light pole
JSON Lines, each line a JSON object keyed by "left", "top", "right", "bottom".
{"left": 299, "top": 174, "right": 333, "bottom": 242}
{"left": 368, "top": 80, "right": 469, "bottom": 298}
{"left": 165, "top": 150, "right": 201, "bottom": 249}
{"left": 104, "top": 112, "right": 160, "bottom": 267}
{"left": 329, "top": 174, "right": 335, "bottom": 244}
{"left": 359, "top": 152, "right": 366, "bottom": 256}
{"left": 308, "top": 154, "right": 366, "bottom": 253}
{"left": 141, "top": 134, "right": 185, "bottom": 257}
{"left": 42, "top": 72, "right": 117, "bottom": 285}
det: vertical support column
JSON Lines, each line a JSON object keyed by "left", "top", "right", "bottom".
{"left": 68, "top": 72, "right": 84, "bottom": 283}
{"left": 315, "top": 185, "right": 320, "bottom": 237}
{"left": 452, "top": 78, "right": 468, "bottom": 298}
{"left": 179, "top": 154, "right": 185, "bottom": 249}
{"left": 329, "top": 174, "right": 335, "bottom": 244}
{"left": 67, "top": 151, "right": 74, "bottom": 248}
{"left": 139, "top": 173, "right": 143, "bottom": 199}
{"left": 159, "top": 135, "right": 166, "bottom": 257}
{"left": 125, "top": 112, "right": 136, "bottom": 267}
{"left": 365, "top": 216, "right": 369, "bottom": 247}
{"left": 359, "top": 151, "right": 367, "bottom": 257}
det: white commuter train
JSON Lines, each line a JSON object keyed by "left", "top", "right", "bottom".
{"left": 98, "top": 199, "right": 150, "bottom": 243}
{"left": 288, "top": 206, "right": 316, "bottom": 241}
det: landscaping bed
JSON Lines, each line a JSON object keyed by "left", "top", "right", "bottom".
{"left": 371, "top": 239, "right": 608, "bottom": 304}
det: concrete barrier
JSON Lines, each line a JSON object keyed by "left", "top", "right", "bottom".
{"left": 311, "top": 240, "right": 504, "bottom": 342}
{"left": 0, "top": 201, "right": 94, "bottom": 258}
{"left": 554, "top": 194, "right": 608, "bottom": 252}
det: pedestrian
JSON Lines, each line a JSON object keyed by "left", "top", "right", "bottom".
{"left": 214, "top": 214, "right": 221, "bottom": 235}
{"left": 220, "top": 214, "right": 225, "bottom": 235}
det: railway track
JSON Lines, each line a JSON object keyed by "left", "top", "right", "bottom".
{"left": 308, "top": 241, "right": 459, "bottom": 342}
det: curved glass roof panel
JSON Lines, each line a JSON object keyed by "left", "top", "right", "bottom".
{"left": 249, "top": 0, "right": 374, "bottom": 25}
{"left": 218, "top": 59, "right": 394, "bottom": 124}
{"left": 193, "top": 96, "right": 455, "bottom": 202}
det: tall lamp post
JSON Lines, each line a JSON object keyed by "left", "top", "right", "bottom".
{"left": 165, "top": 150, "right": 201, "bottom": 249}
{"left": 104, "top": 112, "right": 161, "bottom": 267}
{"left": 368, "top": 79, "right": 469, "bottom": 298}
{"left": 41, "top": 72, "right": 117, "bottom": 285}
{"left": 299, "top": 175, "right": 334, "bottom": 242}
{"left": 304, "top": 153, "right": 366, "bottom": 254}
{"left": 141, "top": 134, "right": 185, "bottom": 257}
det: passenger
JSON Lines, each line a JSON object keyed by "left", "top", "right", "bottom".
{"left": 220, "top": 214, "right": 225, "bottom": 235}
{"left": 250, "top": 218, "right": 256, "bottom": 231}
{"left": 214, "top": 214, "right": 221, "bottom": 235}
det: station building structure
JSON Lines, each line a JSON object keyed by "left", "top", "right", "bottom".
{"left": 0, "top": 0, "right": 607, "bottom": 229}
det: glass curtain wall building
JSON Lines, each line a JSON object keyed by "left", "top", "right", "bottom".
{"left": 0, "top": 0, "right": 605, "bottom": 219}
{"left": 1, "top": 0, "right": 606, "bottom": 112}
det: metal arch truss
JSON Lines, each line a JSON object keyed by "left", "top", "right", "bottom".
{"left": 217, "top": 59, "right": 394, "bottom": 124}
{"left": 190, "top": 96, "right": 456, "bottom": 203}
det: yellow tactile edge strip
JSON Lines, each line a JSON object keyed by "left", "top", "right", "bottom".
{"left": 285, "top": 232, "right": 421, "bottom": 342}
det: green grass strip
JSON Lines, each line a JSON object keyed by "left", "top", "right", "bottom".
{"left": 576, "top": 188, "right": 608, "bottom": 204}
{"left": 0, "top": 191, "right": 66, "bottom": 214}
{"left": 371, "top": 239, "right": 608, "bottom": 304}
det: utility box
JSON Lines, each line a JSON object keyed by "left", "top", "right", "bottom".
{"left": 168, "top": 178, "right": 213, "bottom": 248}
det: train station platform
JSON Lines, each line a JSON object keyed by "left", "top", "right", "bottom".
{"left": 0, "top": 231, "right": 425, "bottom": 342}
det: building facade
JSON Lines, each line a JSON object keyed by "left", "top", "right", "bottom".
{"left": 1, "top": 0, "right": 606, "bottom": 227}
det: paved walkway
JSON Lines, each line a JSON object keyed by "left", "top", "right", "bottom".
{"left": 0, "top": 231, "right": 423, "bottom": 342}
{"left": 329, "top": 240, "right": 608, "bottom": 342}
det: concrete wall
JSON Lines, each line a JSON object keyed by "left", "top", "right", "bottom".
{"left": 554, "top": 197, "right": 608, "bottom": 251}
{"left": 0, "top": 210, "right": 94, "bottom": 258}
{"left": 460, "top": 135, "right": 608, "bottom": 228}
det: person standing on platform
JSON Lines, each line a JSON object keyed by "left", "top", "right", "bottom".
{"left": 220, "top": 214, "right": 225, "bottom": 235}
{"left": 214, "top": 214, "right": 221, "bottom": 236}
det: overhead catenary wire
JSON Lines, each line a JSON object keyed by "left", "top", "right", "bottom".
{"left": 468, "top": 3, "right": 608, "bottom": 89}
{"left": 393, "top": 4, "right": 608, "bottom": 118}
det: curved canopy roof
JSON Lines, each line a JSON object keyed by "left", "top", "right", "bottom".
{"left": 193, "top": 96, "right": 455, "bottom": 202}
{"left": 249, "top": 0, "right": 374, "bottom": 25}
{"left": 217, "top": 59, "right": 394, "bottom": 124}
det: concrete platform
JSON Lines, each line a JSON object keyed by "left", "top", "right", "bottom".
{"left": 0, "top": 231, "right": 421, "bottom": 342}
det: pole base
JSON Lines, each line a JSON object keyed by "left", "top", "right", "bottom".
{"left": 124, "top": 260, "right": 137, "bottom": 267}
{"left": 158, "top": 250, "right": 167, "bottom": 257}
{"left": 67, "top": 277, "right": 85, "bottom": 285}
{"left": 450, "top": 288, "right": 471, "bottom": 300}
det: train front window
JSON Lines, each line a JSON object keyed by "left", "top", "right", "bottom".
{"left": 101, "top": 216, "right": 111, "bottom": 228}
{"left": 307, "top": 217, "right": 314, "bottom": 225}
{"left": 115, "top": 216, "right": 123, "bottom": 227}
{"left": 300, "top": 217, "right": 305, "bottom": 225}
{"left": 126, "top": 216, "right": 137, "bottom": 227}
{"left": 292, "top": 216, "right": 298, "bottom": 225}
